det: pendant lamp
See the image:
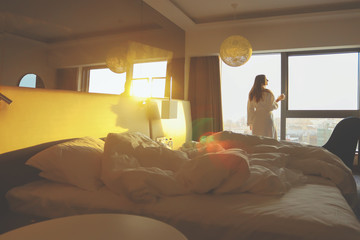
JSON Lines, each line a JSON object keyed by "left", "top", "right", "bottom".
{"left": 220, "top": 35, "right": 252, "bottom": 67}
{"left": 106, "top": 46, "right": 129, "bottom": 74}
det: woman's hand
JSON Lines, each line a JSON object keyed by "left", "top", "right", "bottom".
{"left": 276, "top": 93, "right": 286, "bottom": 102}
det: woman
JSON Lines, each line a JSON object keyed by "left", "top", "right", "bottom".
{"left": 247, "top": 74, "right": 285, "bottom": 139}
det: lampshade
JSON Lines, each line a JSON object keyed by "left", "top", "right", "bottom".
{"left": 161, "top": 100, "right": 178, "bottom": 119}
{"left": 105, "top": 47, "right": 129, "bottom": 73}
{"left": 220, "top": 35, "right": 252, "bottom": 67}
{"left": 106, "top": 56, "right": 127, "bottom": 73}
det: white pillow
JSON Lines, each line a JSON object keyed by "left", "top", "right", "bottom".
{"left": 26, "top": 137, "right": 105, "bottom": 191}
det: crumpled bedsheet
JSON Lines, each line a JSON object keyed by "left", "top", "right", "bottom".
{"left": 101, "top": 131, "right": 357, "bottom": 205}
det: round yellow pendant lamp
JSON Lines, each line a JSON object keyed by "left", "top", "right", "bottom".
{"left": 106, "top": 47, "right": 129, "bottom": 74}
{"left": 220, "top": 35, "right": 252, "bottom": 67}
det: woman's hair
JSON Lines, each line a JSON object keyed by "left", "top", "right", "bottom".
{"left": 249, "top": 74, "right": 270, "bottom": 102}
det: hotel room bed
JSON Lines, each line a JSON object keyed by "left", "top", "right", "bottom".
{"left": 1, "top": 131, "right": 360, "bottom": 240}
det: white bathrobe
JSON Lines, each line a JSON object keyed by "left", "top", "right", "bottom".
{"left": 247, "top": 91, "right": 278, "bottom": 139}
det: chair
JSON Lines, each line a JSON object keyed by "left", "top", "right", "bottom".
{"left": 323, "top": 117, "right": 360, "bottom": 170}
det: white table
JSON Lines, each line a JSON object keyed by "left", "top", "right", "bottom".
{"left": 0, "top": 214, "right": 187, "bottom": 240}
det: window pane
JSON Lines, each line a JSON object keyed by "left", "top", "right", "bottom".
{"left": 151, "top": 78, "right": 166, "bottom": 98}
{"left": 288, "top": 52, "right": 358, "bottom": 110}
{"left": 130, "top": 79, "right": 150, "bottom": 98}
{"left": 132, "top": 61, "right": 167, "bottom": 98}
{"left": 221, "top": 54, "right": 281, "bottom": 137}
{"left": 89, "top": 68, "right": 126, "bottom": 94}
{"left": 286, "top": 118, "right": 342, "bottom": 146}
{"left": 133, "top": 61, "right": 167, "bottom": 79}
{"left": 19, "top": 74, "right": 36, "bottom": 88}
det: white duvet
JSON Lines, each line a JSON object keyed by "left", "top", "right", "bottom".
{"left": 6, "top": 131, "right": 360, "bottom": 240}
{"left": 101, "top": 131, "right": 357, "bottom": 206}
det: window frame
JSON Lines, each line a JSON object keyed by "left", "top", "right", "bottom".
{"left": 131, "top": 60, "right": 169, "bottom": 98}
{"left": 280, "top": 48, "right": 360, "bottom": 140}
{"left": 82, "top": 59, "right": 169, "bottom": 98}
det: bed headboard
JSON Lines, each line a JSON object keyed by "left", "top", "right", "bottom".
{"left": 0, "top": 85, "right": 192, "bottom": 153}
{"left": 0, "top": 86, "right": 150, "bottom": 153}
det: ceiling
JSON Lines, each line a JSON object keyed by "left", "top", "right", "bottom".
{"left": 1, "top": 0, "right": 360, "bottom": 43}
{"left": 167, "top": 0, "right": 360, "bottom": 23}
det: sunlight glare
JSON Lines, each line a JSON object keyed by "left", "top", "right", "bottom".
{"left": 130, "top": 79, "right": 151, "bottom": 98}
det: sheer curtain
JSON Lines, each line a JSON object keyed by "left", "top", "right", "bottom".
{"left": 188, "top": 56, "right": 223, "bottom": 141}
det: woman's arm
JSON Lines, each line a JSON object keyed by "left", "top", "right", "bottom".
{"left": 276, "top": 93, "right": 286, "bottom": 102}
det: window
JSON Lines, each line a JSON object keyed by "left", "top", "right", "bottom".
{"left": 288, "top": 52, "right": 358, "bottom": 110}
{"left": 285, "top": 50, "right": 359, "bottom": 145}
{"left": 131, "top": 61, "right": 167, "bottom": 98}
{"left": 86, "top": 61, "right": 167, "bottom": 98}
{"left": 221, "top": 49, "right": 360, "bottom": 146}
{"left": 285, "top": 118, "right": 342, "bottom": 146}
{"left": 88, "top": 68, "right": 126, "bottom": 95}
{"left": 221, "top": 53, "right": 281, "bottom": 136}
{"left": 18, "top": 73, "right": 45, "bottom": 88}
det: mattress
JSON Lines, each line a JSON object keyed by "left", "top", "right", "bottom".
{"left": 6, "top": 178, "right": 360, "bottom": 240}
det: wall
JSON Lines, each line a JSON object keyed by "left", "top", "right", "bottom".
{"left": 184, "top": 10, "right": 360, "bottom": 99}
{"left": 0, "top": 85, "right": 191, "bottom": 153}
{"left": 186, "top": 10, "right": 360, "bottom": 56}
{"left": 0, "top": 3, "right": 185, "bottom": 96}
{"left": 0, "top": 34, "right": 57, "bottom": 89}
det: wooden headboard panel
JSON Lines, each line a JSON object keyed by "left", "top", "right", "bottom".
{"left": 0, "top": 85, "right": 192, "bottom": 153}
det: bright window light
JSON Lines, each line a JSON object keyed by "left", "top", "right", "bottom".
{"left": 288, "top": 52, "right": 358, "bottom": 110}
{"left": 221, "top": 51, "right": 359, "bottom": 145}
{"left": 131, "top": 61, "right": 167, "bottom": 98}
{"left": 133, "top": 61, "right": 167, "bottom": 79}
{"left": 89, "top": 68, "right": 126, "bottom": 94}
{"left": 130, "top": 79, "right": 151, "bottom": 98}
{"left": 151, "top": 78, "right": 166, "bottom": 98}
{"left": 87, "top": 61, "right": 167, "bottom": 97}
